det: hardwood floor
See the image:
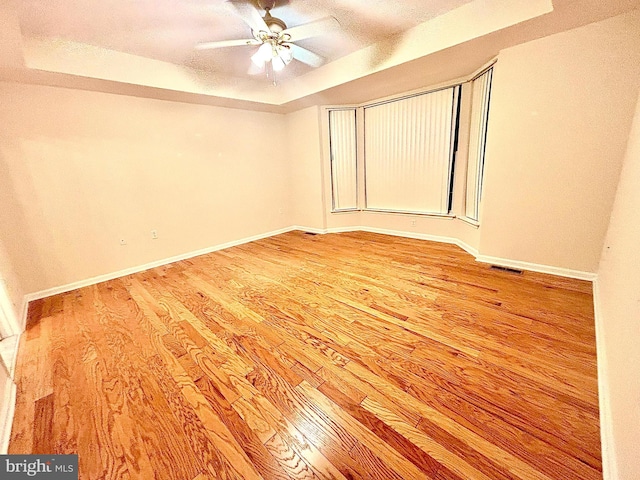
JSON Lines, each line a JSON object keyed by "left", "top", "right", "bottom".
{"left": 9, "top": 231, "right": 601, "bottom": 479}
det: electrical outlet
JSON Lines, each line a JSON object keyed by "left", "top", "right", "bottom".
{"left": 151, "top": 229, "right": 158, "bottom": 239}
{"left": 120, "top": 238, "right": 127, "bottom": 246}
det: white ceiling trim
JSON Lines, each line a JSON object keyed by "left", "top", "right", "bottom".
{"left": 22, "top": 38, "right": 282, "bottom": 105}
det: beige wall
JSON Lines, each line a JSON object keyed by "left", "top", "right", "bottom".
{"left": 479, "top": 11, "right": 640, "bottom": 273}
{"left": 286, "top": 106, "right": 326, "bottom": 229}
{"left": 596, "top": 91, "right": 640, "bottom": 480}
{"left": 0, "top": 82, "right": 290, "bottom": 295}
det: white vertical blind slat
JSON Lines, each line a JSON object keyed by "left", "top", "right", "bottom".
{"left": 329, "top": 109, "right": 357, "bottom": 210}
{"left": 364, "top": 88, "right": 455, "bottom": 214}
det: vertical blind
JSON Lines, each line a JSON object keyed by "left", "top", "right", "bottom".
{"left": 465, "top": 68, "right": 493, "bottom": 220}
{"left": 329, "top": 109, "right": 358, "bottom": 211}
{"left": 364, "top": 87, "right": 457, "bottom": 214}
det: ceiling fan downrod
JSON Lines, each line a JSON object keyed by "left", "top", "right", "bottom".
{"left": 262, "top": 8, "right": 287, "bottom": 33}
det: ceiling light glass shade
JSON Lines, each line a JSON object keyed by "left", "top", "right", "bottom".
{"left": 272, "top": 55, "right": 286, "bottom": 71}
{"left": 251, "top": 42, "right": 293, "bottom": 72}
{"left": 251, "top": 43, "right": 272, "bottom": 66}
{"left": 278, "top": 45, "right": 293, "bottom": 65}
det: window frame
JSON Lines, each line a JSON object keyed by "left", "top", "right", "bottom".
{"left": 462, "top": 66, "right": 494, "bottom": 224}
{"left": 328, "top": 107, "right": 359, "bottom": 212}
{"left": 323, "top": 60, "right": 496, "bottom": 219}
{"left": 361, "top": 85, "right": 461, "bottom": 216}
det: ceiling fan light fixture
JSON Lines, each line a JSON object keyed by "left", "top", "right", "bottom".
{"left": 278, "top": 45, "right": 293, "bottom": 64}
{"left": 251, "top": 42, "right": 272, "bottom": 66}
{"left": 196, "top": 0, "right": 334, "bottom": 77}
{"left": 272, "top": 55, "right": 286, "bottom": 71}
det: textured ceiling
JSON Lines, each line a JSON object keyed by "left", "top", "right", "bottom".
{"left": 2, "top": 0, "right": 640, "bottom": 110}
{"left": 17, "top": 0, "right": 473, "bottom": 80}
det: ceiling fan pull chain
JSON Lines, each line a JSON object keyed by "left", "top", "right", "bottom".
{"left": 267, "top": 61, "right": 278, "bottom": 86}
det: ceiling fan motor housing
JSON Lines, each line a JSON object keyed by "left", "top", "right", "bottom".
{"left": 263, "top": 9, "right": 287, "bottom": 33}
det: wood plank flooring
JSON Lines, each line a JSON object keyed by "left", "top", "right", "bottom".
{"left": 9, "top": 231, "right": 601, "bottom": 479}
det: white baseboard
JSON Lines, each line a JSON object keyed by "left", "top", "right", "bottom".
{"left": 326, "top": 226, "right": 360, "bottom": 234}
{"left": 0, "top": 377, "right": 16, "bottom": 454}
{"left": 475, "top": 254, "right": 597, "bottom": 281}
{"left": 24, "top": 226, "right": 298, "bottom": 302}
{"left": 456, "top": 240, "right": 480, "bottom": 258}
{"left": 592, "top": 279, "right": 618, "bottom": 480}
{"left": 290, "top": 225, "right": 328, "bottom": 234}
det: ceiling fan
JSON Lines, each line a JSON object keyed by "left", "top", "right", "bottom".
{"left": 195, "top": 0, "right": 340, "bottom": 73}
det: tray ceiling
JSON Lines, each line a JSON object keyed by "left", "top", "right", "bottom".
{"left": 1, "top": 0, "right": 639, "bottom": 111}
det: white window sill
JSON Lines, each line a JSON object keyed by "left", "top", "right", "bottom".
{"left": 362, "top": 208, "right": 455, "bottom": 219}
{"left": 457, "top": 216, "right": 480, "bottom": 228}
{"left": 331, "top": 209, "right": 360, "bottom": 214}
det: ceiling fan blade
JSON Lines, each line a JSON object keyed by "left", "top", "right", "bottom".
{"left": 228, "top": 1, "right": 269, "bottom": 33}
{"left": 195, "top": 38, "right": 260, "bottom": 50}
{"left": 282, "top": 17, "right": 340, "bottom": 42}
{"left": 290, "top": 44, "right": 326, "bottom": 68}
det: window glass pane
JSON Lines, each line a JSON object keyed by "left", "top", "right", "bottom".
{"left": 465, "top": 68, "right": 493, "bottom": 221}
{"left": 364, "top": 88, "right": 457, "bottom": 214}
{"left": 329, "top": 109, "right": 358, "bottom": 211}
